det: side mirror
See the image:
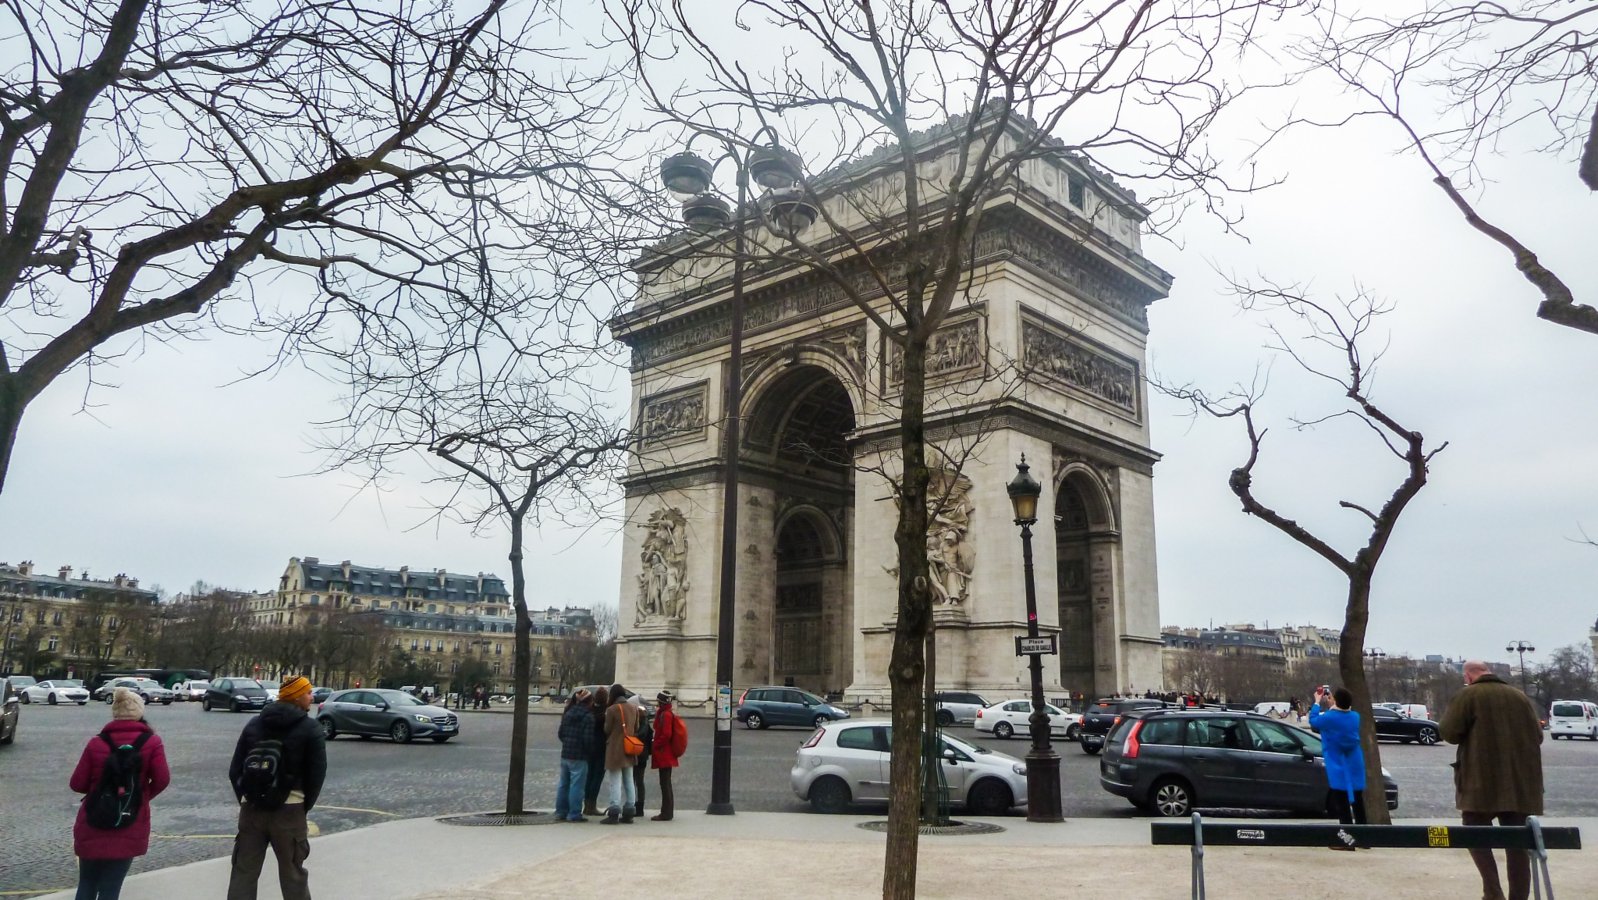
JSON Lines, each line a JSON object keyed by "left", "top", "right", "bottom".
{"left": 376, "top": 701, "right": 390, "bottom": 711}
{"left": 941, "top": 748, "right": 958, "bottom": 761}
{"left": 1301, "top": 748, "right": 1316, "bottom": 761}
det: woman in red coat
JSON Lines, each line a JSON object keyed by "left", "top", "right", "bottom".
{"left": 649, "top": 691, "right": 688, "bottom": 821}
{"left": 69, "top": 688, "right": 171, "bottom": 900}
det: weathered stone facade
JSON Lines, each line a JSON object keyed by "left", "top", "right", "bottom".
{"left": 612, "top": 119, "right": 1170, "bottom": 703}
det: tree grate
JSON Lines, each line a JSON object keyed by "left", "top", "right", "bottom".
{"left": 857, "top": 820, "right": 1006, "bottom": 836}
{"left": 437, "top": 811, "right": 560, "bottom": 827}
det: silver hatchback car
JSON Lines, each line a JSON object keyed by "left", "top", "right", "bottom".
{"left": 317, "top": 688, "right": 460, "bottom": 744}
{"left": 791, "top": 718, "right": 1028, "bottom": 816}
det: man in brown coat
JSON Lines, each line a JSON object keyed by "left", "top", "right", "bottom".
{"left": 1439, "top": 660, "right": 1545, "bottom": 900}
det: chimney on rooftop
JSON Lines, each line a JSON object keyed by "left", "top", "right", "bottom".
{"left": 59, "top": 565, "right": 72, "bottom": 580}
{"left": 114, "top": 573, "right": 127, "bottom": 587}
{"left": 18, "top": 560, "right": 32, "bottom": 575}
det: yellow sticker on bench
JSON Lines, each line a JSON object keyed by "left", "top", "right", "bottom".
{"left": 1428, "top": 826, "right": 1451, "bottom": 847}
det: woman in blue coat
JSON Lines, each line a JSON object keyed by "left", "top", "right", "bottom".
{"left": 1308, "top": 686, "right": 1367, "bottom": 845}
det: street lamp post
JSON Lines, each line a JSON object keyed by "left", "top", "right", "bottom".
{"left": 1006, "top": 455, "right": 1063, "bottom": 823}
{"left": 1363, "top": 647, "right": 1387, "bottom": 698}
{"left": 1506, "top": 640, "right": 1535, "bottom": 694}
{"left": 658, "top": 134, "right": 817, "bottom": 817}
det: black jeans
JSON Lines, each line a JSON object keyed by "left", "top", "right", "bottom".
{"left": 75, "top": 858, "right": 133, "bottom": 900}
{"left": 1329, "top": 789, "right": 1367, "bottom": 826}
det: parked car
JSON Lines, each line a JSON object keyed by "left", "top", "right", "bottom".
{"left": 737, "top": 686, "right": 851, "bottom": 730}
{"left": 1, "top": 678, "right": 20, "bottom": 745}
{"left": 21, "top": 679, "right": 90, "bottom": 705}
{"left": 1079, "top": 698, "right": 1172, "bottom": 754}
{"left": 934, "top": 691, "right": 992, "bottom": 726}
{"left": 7, "top": 676, "right": 37, "bottom": 695}
{"left": 202, "top": 677, "right": 269, "bottom": 712}
{"left": 1549, "top": 700, "right": 1598, "bottom": 741}
{"left": 791, "top": 719, "right": 1026, "bottom": 815}
{"left": 1099, "top": 707, "right": 1399, "bottom": 818}
{"left": 317, "top": 688, "right": 460, "bottom": 743}
{"left": 174, "top": 680, "right": 211, "bottom": 702}
{"left": 258, "top": 680, "right": 282, "bottom": 702}
{"left": 974, "top": 699, "right": 1083, "bottom": 741}
{"left": 1359, "top": 706, "right": 1442, "bottom": 745}
{"left": 102, "top": 677, "right": 175, "bottom": 705}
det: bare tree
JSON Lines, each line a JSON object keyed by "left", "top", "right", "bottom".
{"left": 613, "top": 2, "right": 1296, "bottom": 885}
{"left": 1286, "top": 3, "right": 1598, "bottom": 335}
{"left": 0, "top": 0, "right": 631, "bottom": 492}
{"left": 1160, "top": 285, "right": 1446, "bottom": 824}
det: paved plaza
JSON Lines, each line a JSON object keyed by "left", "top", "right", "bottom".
{"left": 6, "top": 702, "right": 1598, "bottom": 896}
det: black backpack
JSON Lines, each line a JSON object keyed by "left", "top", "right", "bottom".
{"left": 84, "top": 731, "right": 152, "bottom": 830}
{"left": 240, "top": 727, "right": 295, "bottom": 810}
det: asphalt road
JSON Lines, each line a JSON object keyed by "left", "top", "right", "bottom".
{"left": 4, "top": 702, "right": 1597, "bottom": 896}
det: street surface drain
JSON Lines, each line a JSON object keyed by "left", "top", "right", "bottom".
{"left": 858, "top": 820, "right": 1006, "bottom": 836}
{"left": 438, "top": 811, "right": 560, "bottom": 827}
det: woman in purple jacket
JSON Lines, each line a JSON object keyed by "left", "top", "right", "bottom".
{"left": 1309, "top": 686, "right": 1366, "bottom": 848}
{"left": 69, "top": 689, "right": 172, "bottom": 898}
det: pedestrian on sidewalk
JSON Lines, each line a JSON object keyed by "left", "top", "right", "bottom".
{"left": 583, "top": 686, "right": 610, "bottom": 817}
{"left": 555, "top": 690, "right": 595, "bottom": 822}
{"left": 69, "top": 688, "right": 172, "bottom": 900}
{"left": 1440, "top": 660, "right": 1545, "bottom": 900}
{"left": 600, "top": 682, "right": 641, "bottom": 824}
{"left": 225, "top": 675, "right": 327, "bottom": 900}
{"left": 1308, "top": 685, "right": 1366, "bottom": 849}
{"left": 650, "top": 690, "right": 687, "bottom": 821}
{"left": 629, "top": 691, "right": 653, "bottom": 818}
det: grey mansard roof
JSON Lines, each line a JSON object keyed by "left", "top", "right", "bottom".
{"left": 292, "top": 557, "right": 509, "bottom": 601}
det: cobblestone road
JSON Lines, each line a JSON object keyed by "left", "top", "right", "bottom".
{"left": 4, "top": 701, "right": 1596, "bottom": 896}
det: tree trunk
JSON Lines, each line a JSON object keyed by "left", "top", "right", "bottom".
{"left": 505, "top": 517, "right": 532, "bottom": 814}
{"left": 1336, "top": 574, "right": 1391, "bottom": 825}
{"left": 883, "top": 334, "right": 932, "bottom": 900}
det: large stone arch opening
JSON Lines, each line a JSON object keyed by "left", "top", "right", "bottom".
{"left": 742, "top": 364, "right": 855, "bottom": 695}
{"left": 1055, "top": 466, "right": 1119, "bottom": 697}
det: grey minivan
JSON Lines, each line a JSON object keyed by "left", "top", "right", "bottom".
{"left": 1099, "top": 708, "right": 1399, "bottom": 817}
{"left": 737, "top": 686, "right": 850, "bottom": 730}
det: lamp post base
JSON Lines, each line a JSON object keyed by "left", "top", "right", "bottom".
{"left": 706, "top": 801, "right": 735, "bottom": 816}
{"left": 1025, "top": 748, "right": 1064, "bottom": 823}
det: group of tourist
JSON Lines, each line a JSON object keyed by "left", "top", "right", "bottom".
{"left": 556, "top": 683, "right": 686, "bottom": 824}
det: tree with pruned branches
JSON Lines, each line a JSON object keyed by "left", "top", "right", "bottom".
{"left": 1160, "top": 284, "right": 1446, "bottom": 824}
{"left": 612, "top": 1, "right": 1305, "bottom": 889}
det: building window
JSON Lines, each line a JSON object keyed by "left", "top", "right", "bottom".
{"left": 48, "top": 636, "right": 59, "bottom": 651}
{"left": 1068, "top": 174, "right": 1086, "bottom": 208}
{"left": 411, "top": 639, "right": 419, "bottom": 650}
{"left": 494, "top": 643, "right": 502, "bottom": 656}
{"left": 35, "top": 611, "right": 44, "bottom": 624}
{"left": 52, "top": 612, "right": 62, "bottom": 625}
{"left": 108, "top": 616, "right": 118, "bottom": 629}
{"left": 310, "top": 595, "right": 321, "bottom": 606}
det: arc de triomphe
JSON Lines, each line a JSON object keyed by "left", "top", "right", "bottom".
{"left": 612, "top": 120, "right": 1169, "bottom": 705}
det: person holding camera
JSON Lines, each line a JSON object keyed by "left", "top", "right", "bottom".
{"left": 1309, "top": 685, "right": 1367, "bottom": 847}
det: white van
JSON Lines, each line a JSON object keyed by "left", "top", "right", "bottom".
{"left": 1549, "top": 700, "right": 1598, "bottom": 740}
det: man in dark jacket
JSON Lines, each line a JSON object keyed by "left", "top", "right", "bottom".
{"left": 1441, "top": 660, "right": 1545, "bottom": 900}
{"left": 555, "top": 690, "right": 595, "bottom": 822}
{"left": 226, "top": 675, "right": 327, "bottom": 900}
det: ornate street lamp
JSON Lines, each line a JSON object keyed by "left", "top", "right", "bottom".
{"left": 658, "top": 131, "right": 814, "bottom": 817}
{"left": 1363, "top": 647, "right": 1387, "bottom": 699}
{"left": 1007, "top": 455, "right": 1063, "bottom": 823}
{"left": 1506, "top": 640, "right": 1535, "bottom": 694}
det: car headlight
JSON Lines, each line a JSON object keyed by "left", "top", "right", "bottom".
{"left": 1012, "top": 764, "right": 1027, "bottom": 776}
{"left": 413, "top": 714, "right": 431, "bottom": 722}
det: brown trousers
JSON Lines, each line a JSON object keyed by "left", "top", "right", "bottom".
{"left": 226, "top": 802, "right": 311, "bottom": 900}
{"left": 1463, "top": 811, "right": 1530, "bottom": 900}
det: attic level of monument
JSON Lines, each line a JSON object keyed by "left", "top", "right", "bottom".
{"left": 615, "top": 207, "right": 1173, "bottom": 373}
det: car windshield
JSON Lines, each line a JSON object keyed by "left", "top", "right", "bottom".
{"left": 259, "top": 681, "right": 281, "bottom": 691}
{"left": 234, "top": 679, "right": 264, "bottom": 689}
{"left": 941, "top": 733, "right": 994, "bottom": 755}
{"left": 798, "top": 691, "right": 826, "bottom": 706}
{"left": 376, "top": 690, "right": 426, "bottom": 706}
{"left": 190, "top": 681, "right": 210, "bottom": 689}
{"left": 55, "top": 680, "right": 83, "bottom": 687}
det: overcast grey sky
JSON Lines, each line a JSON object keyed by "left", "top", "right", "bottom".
{"left": 1, "top": 5, "right": 1593, "bottom": 671}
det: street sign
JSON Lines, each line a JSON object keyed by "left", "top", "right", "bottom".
{"left": 1015, "top": 635, "right": 1057, "bottom": 656}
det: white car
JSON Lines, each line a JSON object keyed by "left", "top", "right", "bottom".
{"left": 21, "top": 679, "right": 90, "bottom": 705}
{"left": 791, "top": 718, "right": 1027, "bottom": 815}
{"left": 103, "top": 677, "right": 175, "bottom": 705}
{"left": 259, "top": 680, "right": 281, "bottom": 702}
{"left": 174, "top": 680, "right": 211, "bottom": 701}
{"left": 974, "top": 699, "right": 1082, "bottom": 741}
{"left": 1550, "top": 700, "right": 1598, "bottom": 741}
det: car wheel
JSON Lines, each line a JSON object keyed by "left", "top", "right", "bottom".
{"left": 47, "top": 693, "right": 58, "bottom": 706}
{"left": 77, "top": 701, "right": 86, "bottom": 706}
{"left": 994, "top": 721, "right": 1013, "bottom": 739}
{"left": 744, "top": 713, "right": 764, "bottom": 730}
{"left": 1066, "top": 723, "right": 1081, "bottom": 741}
{"left": 809, "top": 776, "right": 851, "bottom": 814}
{"left": 1590, "top": 728, "right": 1597, "bottom": 741}
{"left": 431, "top": 735, "right": 451, "bottom": 743}
{"left": 936, "top": 709, "right": 955, "bottom": 727}
{"left": 391, "top": 720, "right": 413, "bottom": 744}
{"left": 202, "top": 698, "right": 211, "bottom": 711}
{"left": 1149, "top": 778, "right": 1195, "bottom": 818}
{"left": 231, "top": 699, "right": 242, "bottom": 713}
{"left": 965, "top": 778, "right": 1013, "bottom": 817}
{"left": 813, "top": 714, "right": 831, "bottom": 728}
{"left": 1082, "top": 741, "right": 1102, "bottom": 756}
{"left": 1417, "top": 726, "right": 1439, "bottom": 745}
{"left": 17, "top": 693, "right": 28, "bottom": 704}
{"left": 319, "top": 717, "right": 337, "bottom": 741}
{"left": 162, "top": 698, "right": 173, "bottom": 705}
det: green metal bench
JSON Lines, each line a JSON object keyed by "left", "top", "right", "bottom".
{"left": 1151, "top": 814, "right": 1583, "bottom": 900}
